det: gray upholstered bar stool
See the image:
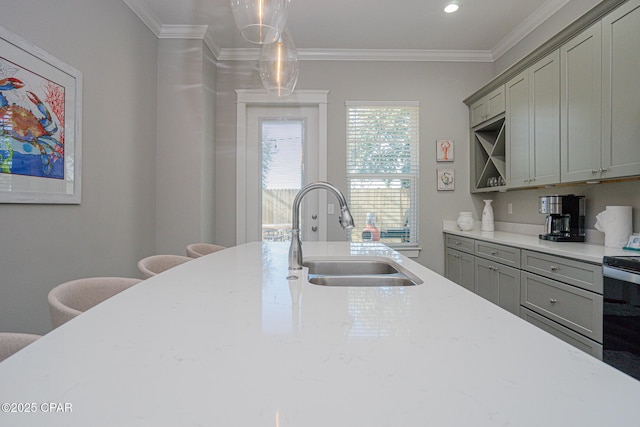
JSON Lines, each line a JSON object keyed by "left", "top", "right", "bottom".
{"left": 185, "top": 243, "right": 227, "bottom": 258}
{"left": 48, "top": 277, "right": 142, "bottom": 329}
{"left": 137, "top": 255, "right": 192, "bottom": 279}
{"left": 0, "top": 333, "right": 41, "bottom": 362}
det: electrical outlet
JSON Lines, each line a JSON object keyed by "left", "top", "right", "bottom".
{"left": 507, "top": 203, "right": 513, "bottom": 215}
{"left": 328, "top": 204, "right": 335, "bottom": 215}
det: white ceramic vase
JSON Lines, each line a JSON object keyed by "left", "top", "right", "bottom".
{"left": 481, "top": 200, "right": 494, "bottom": 231}
{"left": 456, "top": 212, "right": 474, "bottom": 231}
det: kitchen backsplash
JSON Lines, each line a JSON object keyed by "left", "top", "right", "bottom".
{"left": 470, "top": 178, "right": 639, "bottom": 240}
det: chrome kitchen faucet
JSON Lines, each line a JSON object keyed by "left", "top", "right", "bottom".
{"left": 288, "top": 182, "right": 355, "bottom": 271}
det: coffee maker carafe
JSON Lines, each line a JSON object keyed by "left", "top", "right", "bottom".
{"left": 539, "top": 195, "right": 585, "bottom": 242}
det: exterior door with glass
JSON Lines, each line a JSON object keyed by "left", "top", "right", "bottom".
{"left": 244, "top": 106, "right": 322, "bottom": 243}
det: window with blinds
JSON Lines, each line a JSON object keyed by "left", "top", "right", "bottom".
{"left": 346, "top": 102, "right": 419, "bottom": 246}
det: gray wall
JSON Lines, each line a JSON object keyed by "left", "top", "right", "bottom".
{"left": 215, "top": 59, "right": 495, "bottom": 272}
{"left": 156, "top": 39, "right": 216, "bottom": 255}
{"left": 0, "top": 1, "right": 158, "bottom": 334}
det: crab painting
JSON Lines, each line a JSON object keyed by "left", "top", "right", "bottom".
{"left": 0, "top": 77, "right": 63, "bottom": 176}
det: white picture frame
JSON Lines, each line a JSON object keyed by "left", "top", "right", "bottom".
{"left": 0, "top": 25, "right": 82, "bottom": 204}
{"left": 436, "top": 139, "right": 454, "bottom": 162}
{"left": 437, "top": 168, "right": 455, "bottom": 191}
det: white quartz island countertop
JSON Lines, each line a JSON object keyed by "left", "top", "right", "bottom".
{"left": 1, "top": 242, "right": 639, "bottom": 426}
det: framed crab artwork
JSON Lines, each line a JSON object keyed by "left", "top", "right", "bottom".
{"left": 0, "top": 25, "right": 82, "bottom": 203}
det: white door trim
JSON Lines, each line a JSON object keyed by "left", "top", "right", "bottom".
{"left": 236, "top": 90, "right": 329, "bottom": 244}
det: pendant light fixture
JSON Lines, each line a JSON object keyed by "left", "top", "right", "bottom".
{"left": 259, "top": 29, "right": 299, "bottom": 96}
{"left": 230, "top": 0, "right": 291, "bottom": 44}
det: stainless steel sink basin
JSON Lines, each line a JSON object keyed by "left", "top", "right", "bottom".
{"left": 308, "top": 274, "right": 419, "bottom": 287}
{"left": 303, "top": 258, "right": 423, "bottom": 287}
{"left": 305, "top": 259, "right": 400, "bottom": 275}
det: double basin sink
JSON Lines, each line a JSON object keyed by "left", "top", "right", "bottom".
{"left": 303, "top": 257, "right": 423, "bottom": 287}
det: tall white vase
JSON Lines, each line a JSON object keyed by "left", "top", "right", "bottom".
{"left": 482, "top": 199, "right": 494, "bottom": 231}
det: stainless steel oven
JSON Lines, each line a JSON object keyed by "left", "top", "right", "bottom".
{"left": 602, "top": 256, "right": 640, "bottom": 381}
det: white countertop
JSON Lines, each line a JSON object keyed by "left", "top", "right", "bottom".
{"left": 1, "top": 242, "right": 639, "bottom": 426}
{"left": 443, "top": 221, "right": 636, "bottom": 264}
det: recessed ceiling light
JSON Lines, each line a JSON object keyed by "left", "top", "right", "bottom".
{"left": 444, "top": 3, "right": 459, "bottom": 13}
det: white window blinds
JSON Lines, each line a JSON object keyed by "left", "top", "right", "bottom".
{"left": 346, "top": 102, "right": 419, "bottom": 246}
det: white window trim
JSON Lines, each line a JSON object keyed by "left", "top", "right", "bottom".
{"left": 345, "top": 101, "right": 421, "bottom": 255}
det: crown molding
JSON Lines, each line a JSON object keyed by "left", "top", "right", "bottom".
{"left": 298, "top": 49, "right": 494, "bottom": 62}
{"left": 123, "top": 0, "right": 569, "bottom": 63}
{"left": 158, "top": 25, "right": 208, "bottom": 39}
{"left": 492, "top": 0, "right": 570, "bottom": 60}
{"left": 217, "top": 48, "right": 494, "bottom": 62}
{"left": 122, "top": 0, "right": 162, "bottom": 36}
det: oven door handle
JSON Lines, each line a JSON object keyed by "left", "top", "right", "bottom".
{"left": 603, "top": 265, "right": 640, "bottom": 285}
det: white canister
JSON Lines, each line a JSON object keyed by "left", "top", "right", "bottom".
{"left": 457, "top": 212, "right": 474, "bottom": 231}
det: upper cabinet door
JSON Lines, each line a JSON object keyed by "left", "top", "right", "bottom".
{"left": 470, "top": 86, "right": 505, "bottom": 128}
{"left": 529, "top": 50, "right": 560, "bottom": 186}
{"left": 506, "top": 71, "right": 530, "bottom": 188}
{"left": 601, "top": 0, "right": 640, "bottom": 179}
{"left": 560, "top": 22, "right": 602, "bottom": 184}
{"left": 506, "top": 50, "right": 560, "bottom": 189}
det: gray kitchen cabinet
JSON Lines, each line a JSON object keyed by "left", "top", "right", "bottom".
{"left": 475, "top": 257, "right": 521, "bottom": 315}
{"left": 520, "top": 307, "right": 603, "bottom": 358}
{"left": 475, "top": 240, "right": 521, "bottom": 268}
{"left": 470, "top": 85, "right": 505, "bottom": 128}
{"left": 520, "top": 249, "right": 603, "bottom": 357}
{"left": 467, "top": 0, "right": 640, "bottom": 188}
{"left": 505, "top": 70, "right": 530, "bottom": 188}
{"left": 560, "top": 22, "right": 602, "bottom": 183}
{"left": 444, "top": 233, "right": 521, "bottom": 315}
{"left": 528, "top": 51, "right": 560, "bottom": 186}
{"left": 520, "top": 272, "right": 603, "bottom": 343}
{"left": 444, "top": 232, "right": 605, "bottom": 357}
{"left": 471, "top": 116, "right": 506, "bottom": 193}
{"left": 521, "top": 250, "right": 603, "bottom": 294}
{"left": 445, "top": 235, "right": 475, "bottom": 292}
{"left": 445, "top": 234, "right": 474, "bottom": 254}
{"left": 601, "top": 0, "right": 640, "bottom": 179}
{"left": 445, "top": 248, "right": 475, "bottom": 292}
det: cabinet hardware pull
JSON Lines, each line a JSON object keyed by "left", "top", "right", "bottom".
{"left": 550, "top": 265, "right": 558, "bottom": 271}
{"left": 453, "top": 254, "right": 460, "bottom": 258}
{"left": 600, "top": 167, "right": 608, "bottom": 172}
{"left": 489, "top": 265, "right": 498, "bottom": 271}
{"left": 455, "top": 241, "right": 461, "bottom": 245}
{"left": 591, "top": 169, "right": 598, "bottom": 174}
{"left": 549, "top": 298, "right": 558, "bottom": 304}
{"left": 491, "top": 250, "right": 498, "bottom": 255}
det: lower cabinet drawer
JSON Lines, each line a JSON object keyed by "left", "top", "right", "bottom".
{"left": 521, "top": 250, "right": 603, "bottom": 293}
{"left": 475, "top": 241, "right": 521, "bottom": 268}
{"left": 520, "top": 307, "right": 603, "bottom": 359}
{"left": 520, "top": 272, "right": 603, "bottom": 342}
{"left": 445, "top": 234, "right": 475, "bottom": 254}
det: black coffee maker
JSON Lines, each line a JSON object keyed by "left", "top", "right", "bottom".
{"left": 539, "top": 195, "right": 586, "bottom": 242}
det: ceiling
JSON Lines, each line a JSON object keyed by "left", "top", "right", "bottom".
{"left": 123, "top": 0, "right": 570, "bottom": 61}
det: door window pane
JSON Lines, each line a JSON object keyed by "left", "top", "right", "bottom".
{"left": 261, "top": 120, "right": 303, "bottom": 241}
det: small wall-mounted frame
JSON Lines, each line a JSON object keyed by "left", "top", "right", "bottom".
{"left": 0, "top": 25, "right": 82, "bottom": 204}
{"left": 437, "top": 168, "right": 455, "bottom": 191}
{"left": 436, "top": 139, "right": 454, "bottom": 162}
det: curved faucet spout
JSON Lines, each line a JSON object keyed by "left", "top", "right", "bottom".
{"left": 289, "top": 182, "right": 355, "bottom": 270}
